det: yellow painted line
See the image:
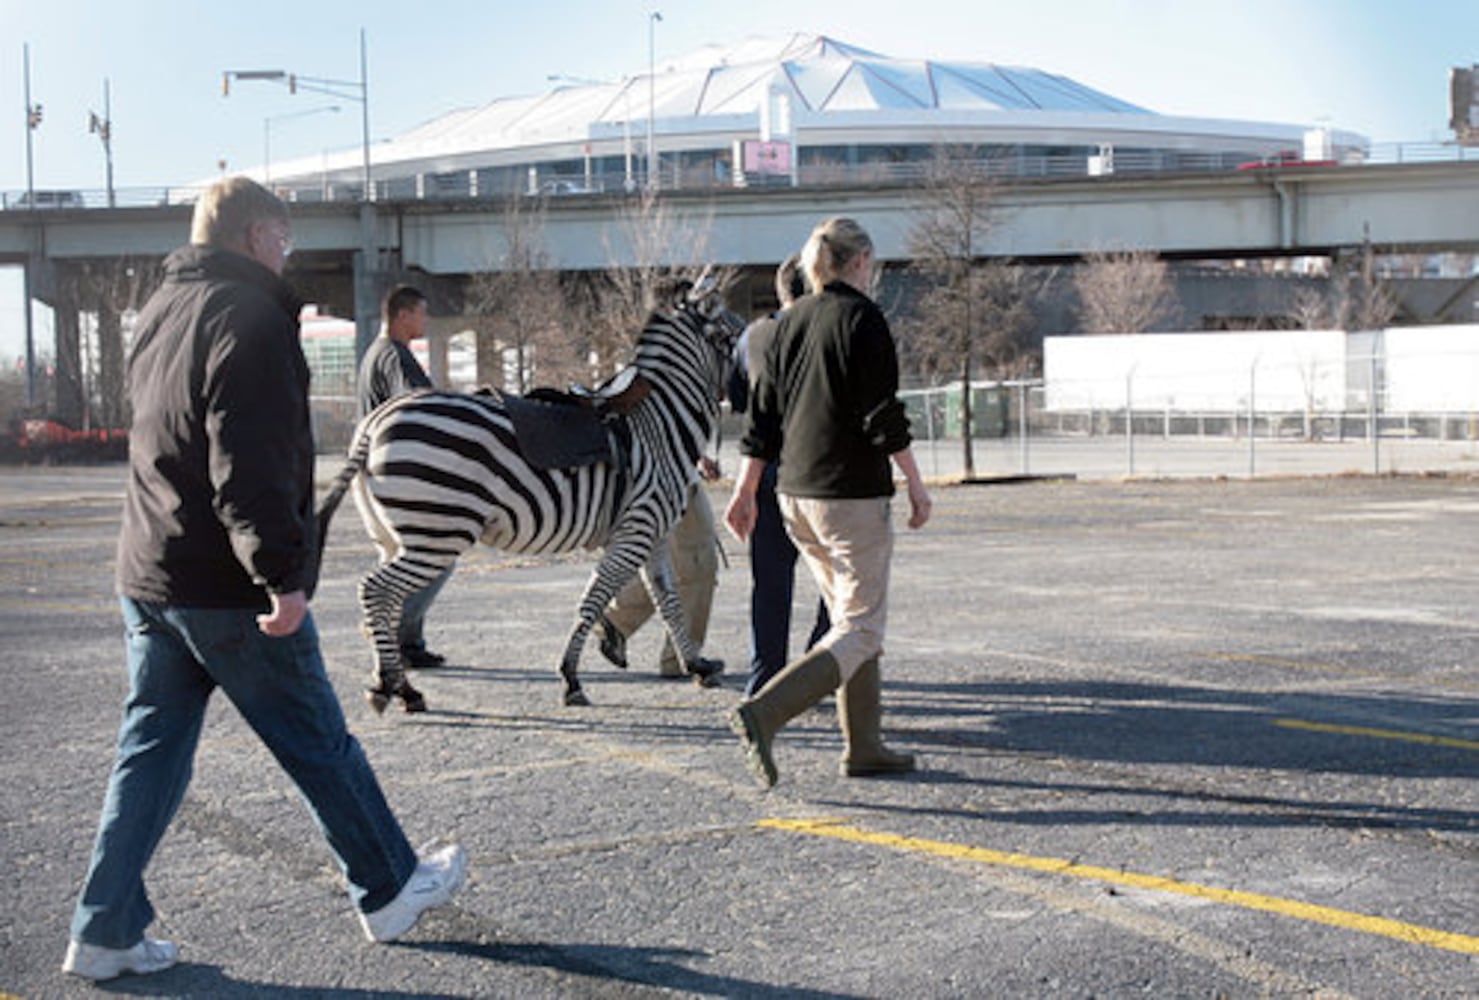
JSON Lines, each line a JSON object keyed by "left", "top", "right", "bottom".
{"left": 759, "top": 817, "right": 1479, "bottom": 956}
{"left": 1275, "top": 718, "right": 1479, "bottom": 752}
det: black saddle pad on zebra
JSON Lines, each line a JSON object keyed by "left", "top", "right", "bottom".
{"left": 496, "top": 388, "right": 617, "bottom": 470}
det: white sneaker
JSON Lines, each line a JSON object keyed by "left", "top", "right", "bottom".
{"left": 359, "top": 843, "right": 467, "bottom": 943}
{"left": 62, "top": 937, "right": 179, "bottom": 980}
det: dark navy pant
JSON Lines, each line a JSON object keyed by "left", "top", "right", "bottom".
{"left": 745, "top": 464, "right": 829, "bottom": 697}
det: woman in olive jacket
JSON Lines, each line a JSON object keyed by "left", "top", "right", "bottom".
{"left": 725, "top": 216, "right": 932, "bottom": 788}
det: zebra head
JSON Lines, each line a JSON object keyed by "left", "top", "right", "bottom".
{"left": 633, "top": 273, "right": 745, "bottom": 400}
{"left": 682, "top": 270, "right": 747, "bottom": 357}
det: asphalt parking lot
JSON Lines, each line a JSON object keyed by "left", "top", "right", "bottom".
{"left": 1, "top": 462, "right": 1475, "bottom": 998}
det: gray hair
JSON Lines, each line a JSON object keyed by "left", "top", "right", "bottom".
{"left": 190, "top": 176, "right": 288, "bottom": 248}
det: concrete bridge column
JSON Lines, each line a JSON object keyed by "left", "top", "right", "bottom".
{"left": 95, "top": 299, "right": 125, "bottom": 429}
{"left": 51, "top": 291, "right": 83, "bottom": 429}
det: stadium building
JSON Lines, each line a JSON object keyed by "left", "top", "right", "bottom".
{"left": 262, "top": 33, "right": 1366, "bottom": 201}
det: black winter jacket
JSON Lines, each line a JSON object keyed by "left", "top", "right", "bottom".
{"left": 116, "top": 244, "right": 317, "bottom": 609}
{"left": 741, "top": 281, "right": 912, "bottom": 499}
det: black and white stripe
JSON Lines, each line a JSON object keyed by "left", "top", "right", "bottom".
{"left": 318, "top": 280, "right": 743, "bottom": 708}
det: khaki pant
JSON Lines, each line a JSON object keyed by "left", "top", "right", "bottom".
{"left": 778, "top": 494, "right": 893, "bottom": 683}
{"left": 604, "top": 483, "right": 719, "bottom": 674}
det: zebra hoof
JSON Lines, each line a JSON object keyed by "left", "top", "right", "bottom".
{"left": 366, "top": 688, "right": 391, "bottom": 715}
{"left": 564, "top": 688, "right": 591, "bottom": 707}
{"left": 399, "top": 684, "right": 427, "bottom": 713}
{"left": 687, "top": 657, "right": 725, "bottom": 683}
{"left": 597, "top": 622, "right": 629, "bottom": 670}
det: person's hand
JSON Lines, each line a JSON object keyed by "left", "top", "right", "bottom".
{"left": 725, "top": 489, "right": 757, "bottom": 542}
{"left": 698, "top": 456, "right": 721, "bottom": 481}
{"left": 258, "top": 589, "right": 308, "bottom": 636}
{"left": 905, "top": 480, "right": 932, "bottom": 530}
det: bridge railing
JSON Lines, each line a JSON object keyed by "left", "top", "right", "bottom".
{"left": 7, "top": 141, "right": 1475, "bottom": 214}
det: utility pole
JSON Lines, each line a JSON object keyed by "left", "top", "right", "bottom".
{"left": 22, "top": 42, "right": 40, "bottom": 407}
{"left": 648, "top": 11, "right": 661, "bottom": 191}
{"left": 223, "top": 29, "right": 378, "bottom": 362}
{"left": 89, "top": 78, "right": 114, "bottom": 208}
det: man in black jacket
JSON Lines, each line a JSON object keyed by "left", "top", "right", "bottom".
{"left": 62, "top": 177, "right": 465, "bottom": 983}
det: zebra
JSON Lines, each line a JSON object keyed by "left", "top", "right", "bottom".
{"left": 317, "top": 277, "right": 745, "bottom": 710}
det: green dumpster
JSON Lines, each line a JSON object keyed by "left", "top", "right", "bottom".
{"left": 944, "top": 386, "right": 1009, "bottom": 438}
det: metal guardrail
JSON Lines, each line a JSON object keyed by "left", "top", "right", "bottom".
{"left": 6, "top": 142, "right": 1475, "bottom": 214}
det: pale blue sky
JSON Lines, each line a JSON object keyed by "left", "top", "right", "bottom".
{"left": 2, "top": 0, "right": 1475, "bottom": 360}
{"left": 3, "top": 0, "right": 1472, "bottom": 192}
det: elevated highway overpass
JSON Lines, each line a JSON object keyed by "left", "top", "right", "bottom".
{"left": 3, "top": 160, "right": 1478, "bottom": 276}
{"left": 5, "top": 160, "right": 1477, "bottom": 432}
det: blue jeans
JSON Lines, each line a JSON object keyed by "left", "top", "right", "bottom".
{"left": 398, "top": 566, "right": 452, "bottom": 653}
{"left": 69, "top": 597, "right": 417, "bottom": 949}
{"left": 745, "top": 464, "right": 830, "bottom": 697}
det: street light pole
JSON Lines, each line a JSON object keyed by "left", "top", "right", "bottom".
{"left": 223, "top": 43, "right": 370, "bottom": 199}
{"left": 222, "top": 30, "right": 378, "bottom": 363}
{"left": 22, "top": 42, "right": 39, "bottom": 406}
{"left": 23, "top": 43, "right": 38, "bottom": 210}
{"left": 89, "top": 78, "right": 114, "bottom": 207}
{"left": 359, "top": 28, "right": 371, "bottom": 200}
{"left": 648, "top": 10, "right": 661, "bottom": 191}
{"left": 264, "top": 105, "right": 340, "bottom": 185}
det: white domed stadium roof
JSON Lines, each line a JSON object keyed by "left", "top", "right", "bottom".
{"left": 641, "top": 33, "right": 1150, "bottom": 116}
{"left": 265, "top": 33, "right": 1361, "bottom": 194}
{"left": 384, "top": 33, "right": 1151, "bottom": 157}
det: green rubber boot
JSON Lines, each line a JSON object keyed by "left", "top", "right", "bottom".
{"left": 838, "top": 658, "right": 915, "bottom": 777}
{"left": 728, "top": 647, "right": 840, "bottom": 788}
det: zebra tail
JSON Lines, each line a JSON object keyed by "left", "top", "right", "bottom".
{"left": 315, "top": 424, "right": 372, "bottom": 556}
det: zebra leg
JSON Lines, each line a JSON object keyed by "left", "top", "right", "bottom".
{"left": 357, "top": 562, "right": 429, "bottom": 714}
{"left": 559, "top": 542, "right": 650, "bottom": 706}
{"left": 641, "top": 549, "right": 724, "bottom": 687}
{"left": 594, "top": 612, "right": 629, "bottom": 669}
{"left": 558, "top": 617, "right": 598, "bottom": 707}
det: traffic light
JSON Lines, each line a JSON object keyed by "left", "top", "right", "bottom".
{"left": 1452, "top": 65, "right": 1478, "bottom": 146}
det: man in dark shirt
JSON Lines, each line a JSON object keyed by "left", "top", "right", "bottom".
{"left": 357, "top": 284, "right": 434, "bottom": 418}
{"left": 355, "top": 285, "right": 451, "bottom": 670}
{"left": 63, "top": 178, "right": 464, "bottom": 983}
{"left": 728, "top": 254, "right": 829, "bottom": 697}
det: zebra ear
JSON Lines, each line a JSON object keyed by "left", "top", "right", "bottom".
{"left": 690, "top": 266, "right": 714, "bottom": 300}
{"left": 688, "top": 267, "right": 722, "bottom": 316}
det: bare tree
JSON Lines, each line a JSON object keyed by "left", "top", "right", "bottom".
{"left": 52, "top": 255, "right": 163, "bottom": 429}
{"left": 581, "top": 190, "right": 732, "bottom": 376}
{"left": 1287, "top": 242, "right": 1399, "bottom": 333}
{"left": 463, "top": 196, "right": 587, "bottom": 392}
{"left": 904, "top": 145, "right": 1016, "bottom": 479}
{"left": 1333, "top": 240, "right": 1400, "bottom": 332}
{"left": 1074, "top": 248, "right": 1181, "bottom": 334}
{"left": 1289, "top": 283, "right": 1334, "bottom": 330}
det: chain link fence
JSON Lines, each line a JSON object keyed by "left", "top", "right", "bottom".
{"left": 11, "top": 312, "right": 1479, "bottom": 480}
{"left": 897, "top": 329, "right": 1479, "bottom": 481}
